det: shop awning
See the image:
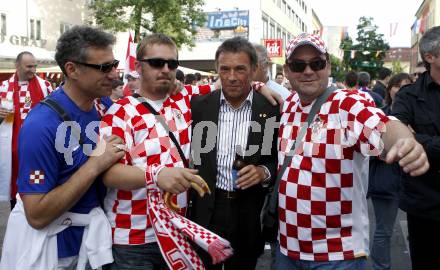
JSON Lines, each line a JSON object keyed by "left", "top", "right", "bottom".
{"left": 0, "top": 43, "right": 55, "bottom": 62}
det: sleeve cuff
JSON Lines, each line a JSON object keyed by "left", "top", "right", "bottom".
{"left": 145, "top": 164, "right": 166, "bottom": 188}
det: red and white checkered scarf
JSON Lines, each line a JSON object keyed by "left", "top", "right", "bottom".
{"left": 0, "top": 73, "right": 51, "bottom": 200}
{"left": 146, "top": 180, "right": 233, "bottom": 269}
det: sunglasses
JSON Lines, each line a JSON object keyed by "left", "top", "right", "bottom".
{"left": 138, "top": 58, "right": 179, "bottom": 70}
{"left": 287, "top": 58, "right": 327, "bottom": 73}
{"left": 73, "top": 59, "right": 119, "bottom": 73}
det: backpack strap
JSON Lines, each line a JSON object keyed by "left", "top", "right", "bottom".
{"left": 40, "top": 98, "right": 85, "bottom": 146}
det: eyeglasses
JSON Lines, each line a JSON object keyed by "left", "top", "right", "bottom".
{"left": 138, "top": 58, "right": 179, "bottom": 70}
{"left": 286, "top": 58, "right": 327, "bottom": 73}
{"left": 73, "top": 59, "right": 119, "bottom": 73}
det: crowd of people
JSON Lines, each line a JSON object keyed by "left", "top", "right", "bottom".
{"left": 0, "top": 24, "right": 438, "bottom": 270}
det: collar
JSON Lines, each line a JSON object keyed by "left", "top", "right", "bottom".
{"left": 220, "top": 88, "right": 253, "bottom": 109}
{"left": 424, "top": 72, "right": 440, "bottom": 90}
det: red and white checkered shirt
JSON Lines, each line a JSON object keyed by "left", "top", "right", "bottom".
{"left": 0, "top": 76, "right": 53, "bottom": 120}
{"left": 277, "top": 89, "right": 390, "bottom": 261}
{"left": 100, "top": 84, "right": 213, "bottom": 245}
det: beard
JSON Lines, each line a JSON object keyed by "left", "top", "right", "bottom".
{"left": 155, "top": 81, "right": 174, "bottom": 95}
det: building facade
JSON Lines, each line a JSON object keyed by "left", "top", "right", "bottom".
{"left": 383, "top": 47, "right": 411, "bottom": 73}
{"left": 179, "top": 0, "right": 318, "bottom": 74}
{"left": 410, "top": 0, "right": 440, "bottom": 72}
{"left": 0, "top": 0, "right": 92, "bottom": 70}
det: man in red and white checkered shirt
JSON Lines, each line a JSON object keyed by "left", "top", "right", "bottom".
{"left": 275, "top": 33, "right": 430, "bottom": 269}
{"left": 99, "top": 33, "right": 217, "bottom": 269}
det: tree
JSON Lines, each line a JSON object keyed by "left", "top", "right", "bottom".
{"left": 89, "top": 0, "right": 206, "bottom": 47}
{"left": 330, "top": 54, "right": 346, "bottom": 82}
{"left": 340, "top": 17, "right": 390, "bottom": 79}
{"left": 391, "top": 60, "right": 404, "bottom": 73}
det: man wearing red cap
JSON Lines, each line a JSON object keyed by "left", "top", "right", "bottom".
{"left": 275, "top": 33, "right": 429, "bottom": 269}
{"left": 0, "top": 51, "right": 52, "bottom": 209}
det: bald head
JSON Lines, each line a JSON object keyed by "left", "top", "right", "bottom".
{"left": 15, "top": 52, "right": 37, "bottom": 81}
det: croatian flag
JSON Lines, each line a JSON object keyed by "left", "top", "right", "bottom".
{"left": 123, "top": 32, "right": 137, "bottom": 96}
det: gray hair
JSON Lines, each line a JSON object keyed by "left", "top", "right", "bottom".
{"left": 357, "top": 71, "right": 371, "bottom": 87}
{"left": 253, "top": 44, "right": 269, "bottom": 65}
{"left": 419, "top": 26, "right": 440, "bottom": 70}
{"left": 55, "top": 25, "right": 115, "bottom": 76}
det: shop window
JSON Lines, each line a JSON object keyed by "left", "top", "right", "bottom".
{"left": 30, "top": 19, "right": 41, "bottom": 40}
{"left": 0, "top": 13, "right": 6, "bottom": 35}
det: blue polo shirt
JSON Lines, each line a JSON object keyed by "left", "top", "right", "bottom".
{"left": 17, "top": 88, "right": 112, "bottom": 258}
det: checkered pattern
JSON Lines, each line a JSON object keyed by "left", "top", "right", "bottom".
{"left": 0, "top": 77, "right": 53, "bottom": 121}
{"left": 278, "top": 89, "right": 389, "bottom": 261}
{"left": 29, "top": 170, "right": 45, "bottom": 184}
{"left": 148, "top": 184, "right": 231, "bottom": 269}
{"left": 94, "top": 98, "right": 108, "bottom": 118}
{"left": 149, "top": 190, "right": 205, "bottom": 269}
{"left": 100, "top": 84, "right": 213, "bottom": 245}
{"left": 286, "top": 33, "right": 327, "bottom": 60}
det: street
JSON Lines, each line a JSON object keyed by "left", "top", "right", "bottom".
{"left": 0, "top": 200, "right": 411, "bottom": 269}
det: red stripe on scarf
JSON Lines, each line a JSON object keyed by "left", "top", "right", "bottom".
{"left": 9, "top": 73, "right": 44, "bottom": 198}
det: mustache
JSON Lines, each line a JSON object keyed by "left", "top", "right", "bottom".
{"left": 157, "top": 76, "right": 172, "bottom": 80}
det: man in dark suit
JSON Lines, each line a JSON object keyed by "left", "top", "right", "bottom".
{"left": 189, "top": 37, "right": 279, "bottom": 270}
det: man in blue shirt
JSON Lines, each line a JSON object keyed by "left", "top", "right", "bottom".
{"left": 4, "top": 26, "right": 124, "bottom": 268}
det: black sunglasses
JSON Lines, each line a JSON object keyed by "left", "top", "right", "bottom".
{"left": 287, "top": 58, "right": 327, "bottom": 73}
{"left": 73, "top": 59, "right": 119, "bottom": 73}
{"left": 138, "top": 58, "right": 179, "bottom": 70}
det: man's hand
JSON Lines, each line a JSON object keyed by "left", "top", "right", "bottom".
{"left": 258, "top": 85, "right": 283, "bottom": 106}
{"left": 385, "top": 137, "right": 429, "bottom": 176}
{"left": 0, "top": 107, "right": 12, "bottom": 119}
{"left": 236, "top": 165, "right": 268, "bottom": 190}
{"left": 157, "top": 167, "right": 201, "bottom": 194}
{"left": 89, "top": 135, "right": 125, "bottom": 173}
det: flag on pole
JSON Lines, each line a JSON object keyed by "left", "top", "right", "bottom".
{"left": 389, "top": 22, "right": 398, "bottom": 37}
{"left": 123, "top": 32, "right": 138, "bottom": 96}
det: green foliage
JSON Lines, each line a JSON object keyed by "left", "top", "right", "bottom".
{"left": 89, "top": 0, "right": 206, "bottom": 48}
{"left": 391, "top": 60, "right": 403, "bottom": 73}
{"left": 330, "top": 54, "right": 346, "bottom": 82}
{"left": 340, "top": 16, "right": 390, "bottom": 79}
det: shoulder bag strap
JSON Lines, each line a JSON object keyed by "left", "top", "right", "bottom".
{"left": 265, "top": 85, "right": 337, "bottom": 225}
{"left": 133, "top": 93, "right": 190, "bottom": 168}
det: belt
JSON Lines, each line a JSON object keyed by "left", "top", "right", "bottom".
{"left": 215, "top": 188, "right": 238, "bottom": 199}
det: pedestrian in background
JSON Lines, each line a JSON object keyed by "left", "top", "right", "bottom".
{"left": 368, "top": 72, "right": 412, "bottom": 270}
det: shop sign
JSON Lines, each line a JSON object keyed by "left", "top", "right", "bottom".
{"left": 205, "top": 10, "right": 249, "bottom": 30}
{"left": 263, "top": 39, "right": 283, "bottom": 57}
{"left": 0, "top": 34, "right": 47, "bottom": 48}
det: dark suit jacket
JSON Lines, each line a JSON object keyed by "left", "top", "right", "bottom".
{"left": 189, "top": 90, "right": 279, "bottom": 228}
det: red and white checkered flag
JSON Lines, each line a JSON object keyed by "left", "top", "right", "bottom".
{"left": 29, "top": 170, "right": 45, "bottom": 184}
{"left": 122, "top": 32, "right": 137, "bottom": 96}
